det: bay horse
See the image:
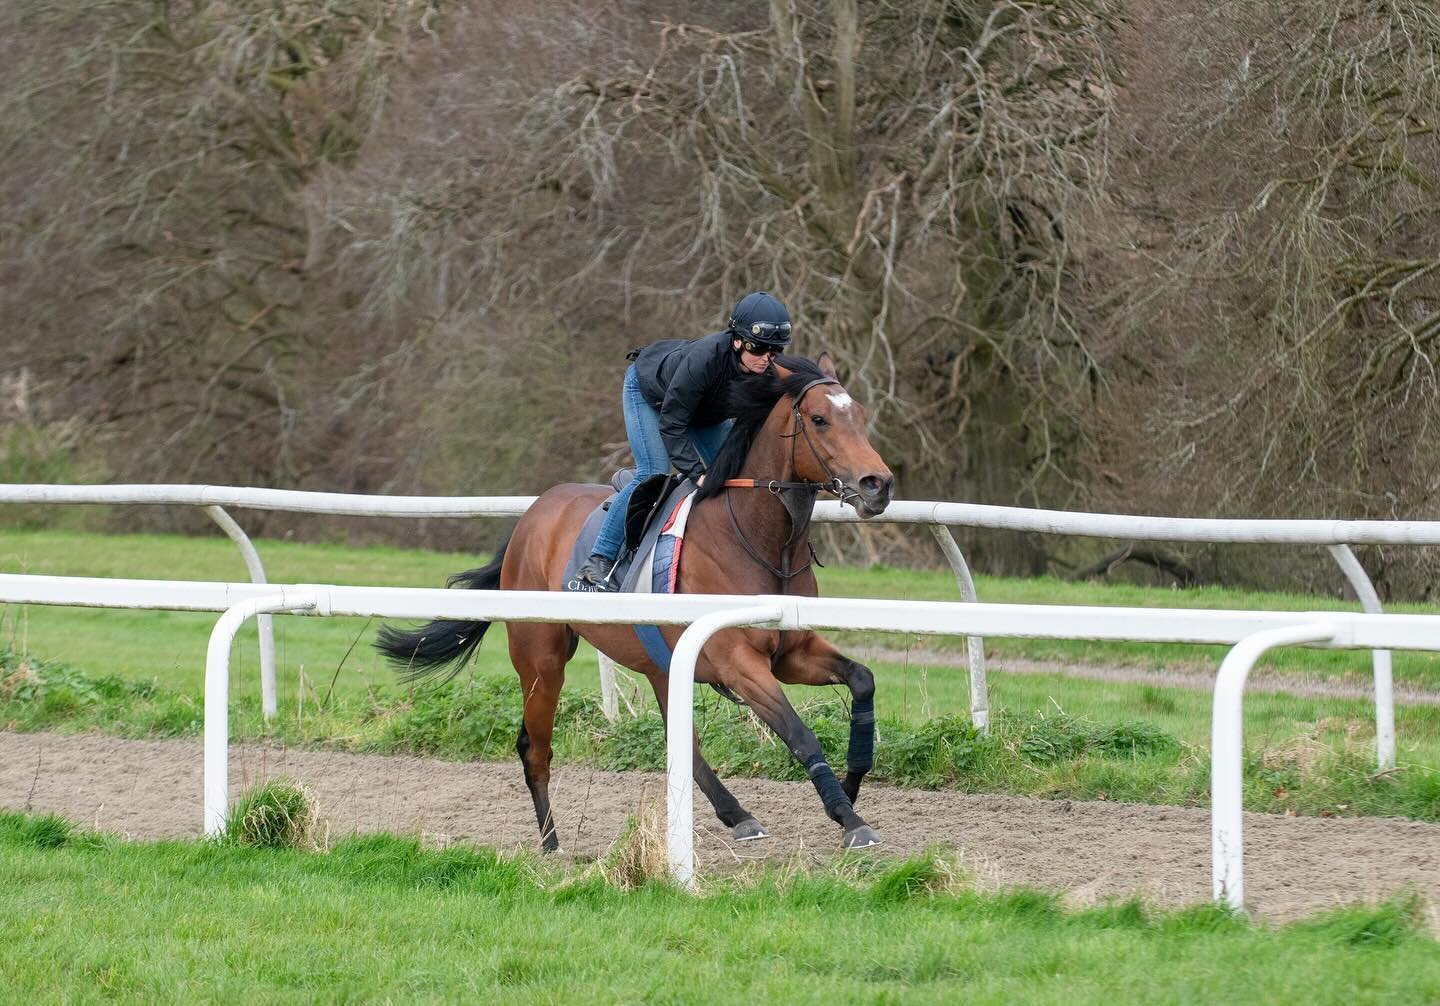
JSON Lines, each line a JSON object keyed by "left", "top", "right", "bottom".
{"left": 375, "top": 354, "right": 895, "bottom": 851}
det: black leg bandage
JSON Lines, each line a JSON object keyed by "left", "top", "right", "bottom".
{"left": 804, "top": 752, "right": 853, "bottom": 823}
{"left": 847, "top": 697, "right": 875, "bottom": 774}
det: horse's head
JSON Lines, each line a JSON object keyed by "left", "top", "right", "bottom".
{"left": 777, "top": 354, "right": 894, "bottom": 519}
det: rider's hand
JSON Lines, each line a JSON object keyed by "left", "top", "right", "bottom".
{"left": 696, "top": 474, "right": 705, "bottom": 486}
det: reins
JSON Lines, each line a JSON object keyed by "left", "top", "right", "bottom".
{"left": 719, "top": 377, "right": 860, "bottom": 587}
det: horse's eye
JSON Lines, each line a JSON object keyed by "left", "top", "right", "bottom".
{"left": 810, "top": 414, "right": 826, "bottom": 427}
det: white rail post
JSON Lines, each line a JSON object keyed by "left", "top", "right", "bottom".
{"left": 204, "top": 591, "right": 320, "bottom": 836}
{"left": 203, "top": 506, "right": 279, "bottom": 721}
{"left": 928, "top": 524, "right": 990, "bottom": 732}
{"left": 1211, "top": 622, "right": 1338, "bottom": 911}
{"left": 1326, "top": 544, "right": 1395, "bottom": 770}
{"left": 597, "top": 652, "right": 622, "bottom": 721}
{"left": 666, "top": 604, "right": 785, "bottom": 889}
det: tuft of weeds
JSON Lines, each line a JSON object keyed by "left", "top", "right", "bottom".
{"left": 0, "top": 810, "right": 73, "bottom": 849}
{"left": 597, "top": 802, "right": 671, "bottom": 891}
{"left": 600, "top": 712, "right": 669, "bottom": 772}
{"left": 1294, "top": 895, "right": 1426, "bottom": 949}
{"left": 219, "top": 778, "right": 322, "bottom": 851}
{"left": 883, "top": 714, "right": 990, "bottom": 787}
{"left": 0, "top": 810, "right": 112, "bottom": 851}
{"left": 869, "top": 852, "right": 970, "bottom": 902}
{"left": 380, "top": 676, "right": 601, "bottom": 761}
{"left": 0, "top": 647, "right": 154, "bottom": 707}
{"left": 1017, "top": 708, "right": 1178, "bottom": 764}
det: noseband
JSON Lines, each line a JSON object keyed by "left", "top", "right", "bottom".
{"left": 720, "top": 377, "right": 864, "bottom": 585}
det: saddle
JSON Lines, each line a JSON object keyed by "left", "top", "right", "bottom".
{"left": 561, "top": 470, "right": 745, "bottom": 704}
{"left": 561, "top": 472, "right": 691, "bottom": 594}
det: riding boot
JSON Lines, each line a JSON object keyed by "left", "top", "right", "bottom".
{"left": 577, "top": 553, "right": 619, "bottom": 591}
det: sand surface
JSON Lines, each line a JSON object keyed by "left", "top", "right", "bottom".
{"left": 4, "top": 730, "right": 1438, "bottom": 923}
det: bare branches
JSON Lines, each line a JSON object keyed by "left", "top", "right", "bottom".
{"left": 371, "top": 0, "right": 1121, "bottom": 514}
{"left": 2, "top": 0, "right": 429, "bottom": 489}
{"left": 10, "top": 0, "right": 1436, "bottom": 584}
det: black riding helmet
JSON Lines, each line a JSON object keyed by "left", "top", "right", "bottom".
{"left": 727, "top": 291, "right": 792, "bottom": 349}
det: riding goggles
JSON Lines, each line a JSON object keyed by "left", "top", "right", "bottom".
{"left": 745, "top": 321, "right": 790, "bottom": 340}
{"left": 736, "top": 320, "right": 790, "bottom": 352}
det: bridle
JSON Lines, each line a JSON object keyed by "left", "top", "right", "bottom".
{"left": 719, "top": 377, "right": 863, "bottom": 586}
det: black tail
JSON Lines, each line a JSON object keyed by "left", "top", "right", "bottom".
{"left": 374, "top": 532, "right": 512, "bottom": 684}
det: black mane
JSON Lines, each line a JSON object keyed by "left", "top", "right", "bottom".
{"left": 694, "top": 355, "right": 829, "bottom": 501}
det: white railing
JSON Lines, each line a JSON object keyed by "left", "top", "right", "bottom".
{"left": 0, "top": 485, "right": 989, "bottom": 730}
{"left": 5, "top": 571, "right": 1440, "bottom": 910}
{"left": 6, "top": 483, "right": 1439, "bottom": 766}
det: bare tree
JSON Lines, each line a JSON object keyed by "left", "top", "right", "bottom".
{"left": 2, "top": 0, "right": 432, "bottom": 496}
{"left": 1095, "top": 0, "right": 1440, "bottom": 593}
{"left": 336, "top": 0, "right": 1123, "bottom": 539}
{"left": 11, "top": 0, "right": 1438, "bottom": 589}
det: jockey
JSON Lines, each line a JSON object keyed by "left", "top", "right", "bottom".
{"left": 577, "top": 291, "right": 793, "bottom": 589}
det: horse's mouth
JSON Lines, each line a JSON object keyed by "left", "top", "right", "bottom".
{"left": 856, "top": 498, "right": 890, "bottom": 520}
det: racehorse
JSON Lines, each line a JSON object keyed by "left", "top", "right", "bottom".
{"left": 375, "top": 354, "right": 895, "bottom": 851}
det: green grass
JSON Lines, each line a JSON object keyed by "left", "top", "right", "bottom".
{"left": 9, "top": 649, "right": 1440, "bottom": 822}
{"left": 820, "top": 563, "right": 1440, "bottom": 680}
{"left": 220, "top": 778, "right": 321, "bottom": 850}
{"left": 1, "top": 810, "right": 1436, "bottom": 1004}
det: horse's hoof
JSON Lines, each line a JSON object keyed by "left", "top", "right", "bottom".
{"left": 842, "top": 825, "right": 882, "bottom": 850}
{"left": 732, "top": 818, "right": 770, "bottom": 842}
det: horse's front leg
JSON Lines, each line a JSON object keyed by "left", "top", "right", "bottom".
{"left": 773, "top": 632, "right": 876, "bottom": 807}
{"left": 643, "top": 672, "right": 770, "bottom": 843}
{"left": 715, "top": 636, "right": 880, "bottom": 849}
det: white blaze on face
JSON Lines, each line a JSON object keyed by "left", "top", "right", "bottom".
{"left": 826, "top": 391, "right": 855, "bottom": 413}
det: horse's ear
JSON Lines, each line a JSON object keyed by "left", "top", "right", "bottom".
{"left": 816, "top": 351, "right": 838, "bottom": 379}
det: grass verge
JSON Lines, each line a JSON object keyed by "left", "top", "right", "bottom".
{"left": 5, "top": 528, "right": 1440, "bottom": 706}
{"left": 8, "top": 650, "right": 1440, "bottom": 822}
{"left": 0, "top": 809, "right": 1436, "bottom": 1004}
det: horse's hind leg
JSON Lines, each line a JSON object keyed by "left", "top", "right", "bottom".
{"left": 510, "top": 622, "right": 576, "bottom": 853}
{"left": 644, "top": 675, "right": 768, "bottom": 842}
{"left": 773, "top": 633, "right": 876, "bottom": 806}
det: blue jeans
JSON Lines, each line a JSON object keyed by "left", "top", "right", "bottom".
{"left": 592, "top": 365, "right": 731, "bottom": 560}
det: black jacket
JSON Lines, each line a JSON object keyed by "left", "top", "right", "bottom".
{"left": 632, "top": 331, "right": 748, "bottom": 481}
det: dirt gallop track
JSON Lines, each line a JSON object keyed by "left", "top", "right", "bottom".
{"left": 4, "top": 731, "right": 1438, "bottom": 923}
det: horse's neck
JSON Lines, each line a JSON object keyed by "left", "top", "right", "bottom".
{"left": 735, "top": 399, "right": 797, "bottom": 487}
{"left": 726, "top": 399, "right": 816, "bottom": 575}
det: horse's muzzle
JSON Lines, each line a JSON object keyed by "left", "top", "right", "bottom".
{"left": 854, "top": 473, "right": 894, "bottom": 519}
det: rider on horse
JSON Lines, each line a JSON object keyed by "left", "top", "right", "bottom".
{"left": 577, "top": 291, "right": 794, "bottom": 589}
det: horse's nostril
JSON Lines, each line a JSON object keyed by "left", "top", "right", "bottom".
{"left": 859, "top": 475, "right": 885, "bottom": 496}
